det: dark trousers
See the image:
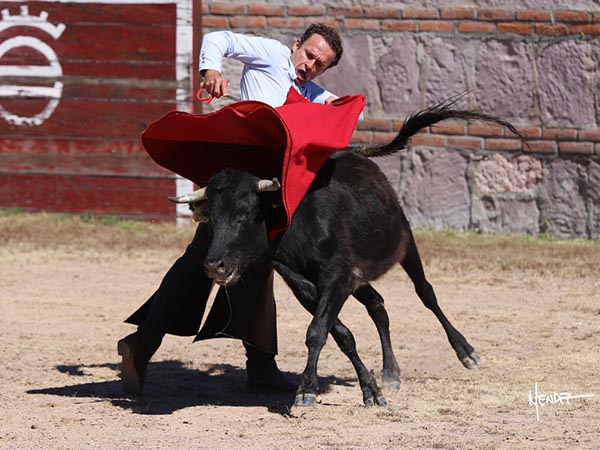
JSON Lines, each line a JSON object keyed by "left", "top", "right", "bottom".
{"left": 128, "top": 223, "right": 278, "bottom": 361}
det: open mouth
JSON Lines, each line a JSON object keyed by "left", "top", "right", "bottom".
{"left": 296, "top": 69, "right": 306, "bottom": 83}
{"left": 214, "top": 269, "right": 240, "bottom": 286}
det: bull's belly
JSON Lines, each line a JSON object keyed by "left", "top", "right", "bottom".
{"left": 350, "top": 232, "right": 407, "bottom": 282}
{"left": 352, "top": 252, "right": 401, "bottom": 283}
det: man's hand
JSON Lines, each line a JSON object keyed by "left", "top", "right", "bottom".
{"left": 201, "top": 69, "right": 229, "bottom": 98}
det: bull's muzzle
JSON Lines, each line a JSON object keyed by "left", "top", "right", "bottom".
{"left": 204, "top": 258, "right": 239, "bottom": 286}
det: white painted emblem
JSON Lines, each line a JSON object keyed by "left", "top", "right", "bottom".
{"left": 0, "top": 5, "right": 65, "bottom": 126}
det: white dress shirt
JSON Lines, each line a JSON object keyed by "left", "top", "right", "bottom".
{"left": 199, "top": 31, "right": 336, "bottom": 107}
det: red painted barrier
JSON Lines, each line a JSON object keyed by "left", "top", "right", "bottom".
{"left": 0, "top": 0, "right": 198, "bottom": 220}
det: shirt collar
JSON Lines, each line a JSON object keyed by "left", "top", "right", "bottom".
{"left": 286, "top": 53, "right": 297, "bottom": 84}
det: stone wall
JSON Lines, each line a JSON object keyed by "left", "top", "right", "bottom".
{"left": 201, "top": 1, "right": 600, "bottom": 238}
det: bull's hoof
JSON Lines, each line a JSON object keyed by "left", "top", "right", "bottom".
{"left": 363, "top": 379, "right": 387, "bottom": 407}
{"left": 364, "top": 393, "right": 387, "bottom": 407}
{"left": 452, "top": 334, "right": 480, "bottom": 369}
{"left": 294, "top": 393, "right": 318, "bottom": 406}
{"left": 460, "top": 350, "right": 481, "bottom": 369}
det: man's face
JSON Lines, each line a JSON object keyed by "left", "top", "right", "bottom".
{"left": 290, "top": 34, "right": 336, "bottom": 84}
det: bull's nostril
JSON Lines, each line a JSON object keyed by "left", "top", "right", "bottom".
{"left": 204, "top": 259, "right": 219, "bottom": 271}
{"left": 204, "top": 259, "right": 227, "bottom": 277}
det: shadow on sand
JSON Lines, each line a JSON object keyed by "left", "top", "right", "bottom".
{"left": 27, "top": 361, "right": 355, "bottom": 416}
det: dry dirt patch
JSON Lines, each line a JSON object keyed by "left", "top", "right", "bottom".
{"left": 0, "top": 212, "right": 598, "bottom": 449}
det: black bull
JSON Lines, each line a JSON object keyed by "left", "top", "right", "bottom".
{"left": 172, "top": 98, "right": 523, "bottom": 406}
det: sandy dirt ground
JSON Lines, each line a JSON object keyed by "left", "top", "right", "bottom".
{"left": 0, "top": 213, "right": 598, "bottom": 450}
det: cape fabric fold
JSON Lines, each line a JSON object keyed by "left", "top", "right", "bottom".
{"left": 141, "top": 87, "right": 365, "bottom": 231}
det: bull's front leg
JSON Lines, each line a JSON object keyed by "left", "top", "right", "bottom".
{"left": 295, "top": 278, "right": 353, "bottom": 406}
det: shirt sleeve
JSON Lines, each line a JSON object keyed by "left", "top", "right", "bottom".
{"left": 199, "top": 31, "right": 285, "bottom": 73}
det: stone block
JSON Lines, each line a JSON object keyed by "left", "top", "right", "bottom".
{"left": 472, "top": 154, "right": 543, "bottom": 194}
{"left": 588, "top": 160, "right": 600, "bottom": 239}
{"left": 543, "top": 159, "right": 588, "bottom": 238}
{"left": 425, "top": 39, "right": 468, "bottom": 105}
{"left": 536, "top": 40, "right": 595, "bottom": 127}
{"left": 475, "top": 40, "right": 533, "bottom": 122}
{"left": 471, "top": 195, "right": 541, "bottom": 234}
{"left": 469, "top": 154, "right": 543, "bottom": 234}
{"left": 400, "top": 149, "right": 470, "bottom": 229}
{"left": 376, "top": 36, "right": 421, "bottom": 116}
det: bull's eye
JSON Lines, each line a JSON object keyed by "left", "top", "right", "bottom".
{"left": 192, "top": 210, "right": 210, "bottom": 223}
{"left": 190, "top": 202, "right": 210, "bottom": 223}
{"left": 194, "top": 212, "right": 210, "bottom": 223}
{"left": 237, "top": 211, "right": 249, "bottom": 222}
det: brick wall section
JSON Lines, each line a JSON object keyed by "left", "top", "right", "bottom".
{"left": 202, "top": 3, "right": 600, "bottom": 156}
{"left": 354, "top": 121, "right": 600, "bottom": 156}
{"left": 204, "top": 4, "right": 600, "bottom": 35}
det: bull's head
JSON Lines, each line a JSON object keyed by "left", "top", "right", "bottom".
{"left": 170, "top": 169, "right": 281, "bottom": 286}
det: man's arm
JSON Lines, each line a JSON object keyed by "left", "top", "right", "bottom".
{"left": 199, "top": 31, "right": 283, "bottom": 98}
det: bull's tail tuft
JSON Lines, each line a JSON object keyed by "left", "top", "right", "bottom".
{"left": 357, "top": 92, "right": 526, "bottom": 158}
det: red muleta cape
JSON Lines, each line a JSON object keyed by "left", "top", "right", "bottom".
{"left": 141, "top": 88, "right": 366, "bottom": 233}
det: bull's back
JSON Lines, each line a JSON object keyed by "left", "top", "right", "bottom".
{"left": 278, "top": 151, "right": 409, "bottom": 283}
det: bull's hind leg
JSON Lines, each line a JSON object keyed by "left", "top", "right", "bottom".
{"left": 330, "top": 318, "right": 387, "bottom": 407}
{"left": 353, "top": 284, "right": 401, "bottom": 390}
{"left": 401, "top": 232, "right": 480, "bottom": 368}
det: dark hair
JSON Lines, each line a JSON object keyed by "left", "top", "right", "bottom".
{"left": 298, "top": 23, "right": 343, "bottom": 69}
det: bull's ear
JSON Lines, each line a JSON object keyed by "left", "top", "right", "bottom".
{"left": 168, "top": 186, "right": 208, "bottom": 203}
{"left": 257, "top": 178, "right": 281, "bottom": 192}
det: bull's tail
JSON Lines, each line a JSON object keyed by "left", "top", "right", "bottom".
{"left": 357, "top": 93, "right": 525, "bottom": 158}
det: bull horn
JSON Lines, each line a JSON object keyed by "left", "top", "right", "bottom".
{"left": 168, "top": 186, "right": 207, "bottom": 204}
{"left": 257, "top": 178, "right": 281, "bottom": 192}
